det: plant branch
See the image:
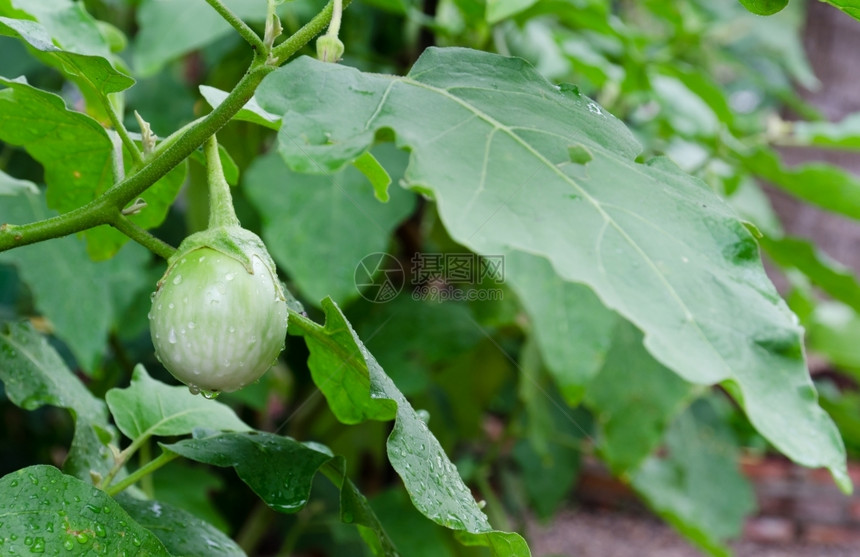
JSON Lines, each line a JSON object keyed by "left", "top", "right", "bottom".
{"left": 110, "top": 212, "right": 177, "bottom": 260}
{"left": 203, "top": 0, "right": 266, "bottom": 54}
{"left": 0, "top": 0, "right": 343, "bottom": 254}
{"left": 104, "top": 451, "right": 178, "bottom": 497}
{"left": 0, "top": 58, "right": 274, "bottom": 253}
{"left": 271, "top": 0, "right": 352, "bottom": 63}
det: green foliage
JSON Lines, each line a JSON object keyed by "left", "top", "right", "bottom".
{"left": 1, "top": 0, "right": 859, "bottom": 555}
{"left": 0, "top": 465, "right": 168, "bottom": 555}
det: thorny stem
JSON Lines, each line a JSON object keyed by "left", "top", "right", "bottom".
{"left": 0, "top": 0, "right": 348, "bottom": 256}
{"left": 327, "top": 0, "right": 344, "bottom": 38}
{"left": 110, "top": 213, "right": 177, "bottom": 260}
{"left": 203, "top": 0, "right": 266, "bottom": 53}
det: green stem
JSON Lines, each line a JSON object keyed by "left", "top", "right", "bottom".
{"left": 104, "top": 96, "right": 143, "bottom": 166}
{"left": 0, "top": 60, "right": 273, "bottom": 253}
{"left": 104, "top": 451, "right": 178, "bottom": 497}
{"left": 110, "top": 213, "right": 177, "bottom": 259}
{"left": 0, "top": 1, "right": 343, "bottom": 254}
{"left": 138, "top": 439, "right": 155, "bottom": 498}
{"left": 271, "top": 0, "right": 351, "bottom": 62}
{"left": 203, "top": 0, "right": 266, "bottom": 54}
{"left": 204, "top": 135, "right": 240, "bottom": 228}
{"left": 327, "top": 0, "right": 343, "bottom": 37}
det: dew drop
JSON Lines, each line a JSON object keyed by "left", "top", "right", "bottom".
{"left": 229, "top": 327, "right": 235, "bottom": 334}
{"left": 94, "top": 524, "right": 107, "bottom": 538}
{"left": 188, "top": 321, "right": 196, "bottom": 329}
{"left": 188, "top": 384, "right": 200, "bottom": 395}
{"left": 172, "top": 275, "right": 183, "bottom": 285}
{"left": 225, "top": 273, "right": 235, "bottom": 281}
{"left": 202, "top": 390, "right": 220, "bottom": 400}
{"left": 63, "top": 539, "right": 75, "bottom": 551}
{"left": 168, "top": 303, "right": 174, "bottom": 309}
{"left": 75, "top": 533, "right": 88, "bottom": 544}
{"left": 168, "top": 329, "right": 177, "bottom": 344}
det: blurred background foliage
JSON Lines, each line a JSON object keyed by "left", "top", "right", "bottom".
{"left": 3, "top": 0, "right": 860, "bottom": 555}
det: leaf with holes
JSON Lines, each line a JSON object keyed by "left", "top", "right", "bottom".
{"left": 258, "top": 48, "right": 849, "bottom": 491}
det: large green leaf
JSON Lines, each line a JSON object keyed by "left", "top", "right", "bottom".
{"left": 162, "top": 430, "right": 398, "bottom": 556}
{"left": 289, "top": 299, "right": 531, "bottom": 556}
{"left": 244, "top": 146, "right": 415, "bottom": 305}
{"left": 0, "top": 465, "right": 168, "bottom": 555}
{"left": 632, "top": 399, "right": 756, "bottom": 557}
{"left": 258, "top": 48, "right": 849, "bottom": 490}
{"left": 0, "top": 76, "right": 114, "bottom": 218}
{"left": 0, "top": 77, "right": 184, "bottom": 259}
{"left": 0, "top": 194, "right": 113, "bottom": 371}
{"left": 0, "top": 322, "right": 115, "bottom": 480}
{"left": 0, "top": 0, "right": 115, "bottom": 59}
{"left": 0, "top": 16, "right": 133, "bottom": 106}
{"left": 116, "top": 494, "right": 244, "bottom": 557}
{"left": 105, "top": 365, "right": 251, "bottom": 441}
{"left": 585, "top": 321, "right": 695, "bottom": 475}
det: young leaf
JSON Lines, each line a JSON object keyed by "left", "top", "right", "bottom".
{"left": 289, "top": 298, "right": 532, "bottom": 556}
{"left": 162, "top": 430, "right": 399, "bottom": 556}
{"left": 105, "top": 365, "right": 251, "bottom": 441}
{"left": 0, "top": 465, "right": 168, "bottom": 555}
{"left": 0, "top": 16, "right": 134, "bottom": 108}
{"left": 632, "top": 400, "right": 756, "bottom": 557}
{"left": 0, "top": 322, "right": 116, "bottom": 480}
{"left": 259, "top": 48, "right": 850, "bottom": 491}
{"left": 116, "top": 494, "right": 243, "bottom": 557}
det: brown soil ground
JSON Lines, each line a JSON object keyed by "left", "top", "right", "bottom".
{"left": 527, "top": 510, "right": 860, "bottom": 557}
